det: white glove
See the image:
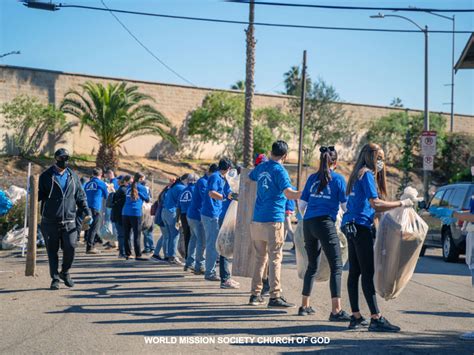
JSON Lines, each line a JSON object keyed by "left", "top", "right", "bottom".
{"left": 400, "top": 199, "right": 414, "bottom": 208}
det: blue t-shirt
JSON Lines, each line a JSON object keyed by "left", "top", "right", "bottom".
{"left": 53, "top": 169, "right": 69, "bottom": 192}
{"left": 122, "top": 183, "right": 150, "bottom": 217}
{"left": 84, "top": 177, "right": 108, "bottom": 211}
{"left": 342, "top": 170, "right": 378, "bottom": 227}
{"left": 110, "top": 178, "right": 119, "bottom": 191}
{"left": 187, "top": 175, "right": 208, "bottom": 221}
{"left": 249, "top": 160, "right": 292, "bottom": 223}
{"left": 178, "top": 184, "right": 195, "bottom": 215}
{"left": 301, "top": 171, "right": 347, "bottom": 221}
{"left": 201, "top": 172, "right": 226, "bottom": 218}
{"left": 163, "top": 181, "right": 186, "bottom": 213}
{"left": 220, "top": 181, "right": 233, "bottom": 220}
{"left": 285, "top": 199, "right": 295, "bottom": 213}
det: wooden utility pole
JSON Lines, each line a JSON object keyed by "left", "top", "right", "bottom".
{"left": 243, "top": 0, "right": 255, "bottom": 167}
{"left": 25, "top": 175, "right": 38, "bottom": 276}
{"left": 296, "top": 50, "right": 307, "bottom": 191}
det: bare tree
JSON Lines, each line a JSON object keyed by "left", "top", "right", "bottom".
{"left": 243, "top": 0, "right": 255, "bottom": 167}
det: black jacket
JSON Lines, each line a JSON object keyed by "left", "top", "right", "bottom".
{"left": 38, "top": 166, "right": 90, "bottom": 229}
{"left": 111, "top": 185, "right": 127, "bottom": 225}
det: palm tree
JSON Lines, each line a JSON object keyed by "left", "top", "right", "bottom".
{"left": 283, "top": 66, "right": 312, "bottom": 96}
{"left": 243, "top": 0, "right": 255, "bottom": 168}
{"left": 230, "top": 80, "right": 245, "bottom": 91}
{"left": 61, "top": 81, "right": 176, "bottom": 169}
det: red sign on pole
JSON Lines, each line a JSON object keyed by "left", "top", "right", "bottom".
{"left": 421, "top": 131, "right": 437, "bottom": 157}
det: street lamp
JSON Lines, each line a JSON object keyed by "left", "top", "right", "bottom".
{"left": 0, "top": 51, "right": 21, "bottom": 59}
{"left": 22, "top": 1, "right": 59, "bottom": 11}
{"left": 371, "top": 12, "right": 430, "bottom": 202}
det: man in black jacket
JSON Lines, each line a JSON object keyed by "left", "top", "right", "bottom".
{"left": 39, "top": 148, "right": 91, "bottom": 290}
{"left": 111, "top": 175, "right": 132, "bottom": 258}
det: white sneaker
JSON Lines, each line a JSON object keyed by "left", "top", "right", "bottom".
{"left": 220, "top": 279, "right": 240, "bottom": 289}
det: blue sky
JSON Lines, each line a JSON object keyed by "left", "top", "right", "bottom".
{"left": 1, "top": 0, "right": 473, "bottom": 114}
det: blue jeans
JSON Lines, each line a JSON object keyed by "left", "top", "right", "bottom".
{"left": 187, "top": 217, "right": 206, "bottom": 270}
{"left": 114, "top": 222, "right": 125, "bottom": 256}
{"left": 153, "top": 225, "right": 168, "bottom": 258}
{"left": 143, "top": 225, "right": 154, "bottom": 252}
{"left": 162, "top": 209, "right": 179, "bottom": 258}
{"left": 218, "top": 217, "right": 231, "bottom": 283}
{"left": 202, "top": 215, "right": 231, "bottom": 282}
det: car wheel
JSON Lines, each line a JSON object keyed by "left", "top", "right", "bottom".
{"left": 442, "top": 230, "right": 459, "bottom": 263}
{"left": 419, "top": 245, "right": 427, "bottom": 257}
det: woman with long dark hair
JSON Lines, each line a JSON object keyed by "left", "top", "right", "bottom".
{"left": 122, "top": 172, "right": 150, "bottom": 260}
{"left": 342, "top": 143, "right": 413, "bottom": 332}
{"left": 298, "top": 146, "right": 350, "bottom": 321}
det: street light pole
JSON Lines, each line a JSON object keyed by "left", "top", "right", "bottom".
{"left": 370, "top": 13, "right": 430, "bottom": 201}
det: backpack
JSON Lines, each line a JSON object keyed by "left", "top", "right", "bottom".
{"left": 150, "top": 200, "right": 159, "bottom": 216}
{"left": 105, "top": 192, "right": 115, "bottom": 208}
{"left": 154, "top": 201, "right": 165, "bottom": 227}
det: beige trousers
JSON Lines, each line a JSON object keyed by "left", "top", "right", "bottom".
{"left": 250, "top": 221, "right": 285, "bottom": 298}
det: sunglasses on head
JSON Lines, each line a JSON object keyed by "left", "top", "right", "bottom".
{"left": 319, "top": 146, "right": 335, "bottom": 153}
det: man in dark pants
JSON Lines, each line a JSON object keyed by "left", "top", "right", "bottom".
{"left": 84, "top": 168, "right": 108, "bottom": 254}
{"left": 39, "top": 148, "right": 91, "bottom": 290}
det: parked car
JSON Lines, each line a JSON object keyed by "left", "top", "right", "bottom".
{"left": 419, "top": 182, "right": 474, "bottom": 262}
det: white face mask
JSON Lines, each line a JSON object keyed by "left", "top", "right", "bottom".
{"left": 376, "top": 160, "right": 384, "bottom": 173}
{"left": 471, "top": 166, "right": 474, "bottom": 176}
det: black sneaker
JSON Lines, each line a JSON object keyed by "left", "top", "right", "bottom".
{"left": 268, "top": 296, "right": 296, "bottom": 309}
{"left": 249, "top": 295, "right": 265, "bottom": 306}
{"left": 50, "top": 279, "right": 60, "bottom": 290}
{"left": 298, "top": 306, "right": 316, "bottom": 316}
{"left": 194, "top": 268, "right": 205, "bottom": 275}
{"left": 329, "top": 310, "right": 351, "bottom": 322}
{"left": 349, "top": 315, "right": 369, "bottom": 329}
{"left": 262, "top": 279, "right": 270, "bottom": 297}
{"left": 368, "top": 316, "right": 401, "bottom": 333}
{"left": 59, "top": 272, "right": 74, "bottom": 288}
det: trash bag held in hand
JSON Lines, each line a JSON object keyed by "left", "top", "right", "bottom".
{"left": 0, "top": 190, "right": 13, "bottom": 216}
{"left": 374, "top": 187, "right": 428, "bottom": 300}
{"left": 295, "top": 209, "right": 348, "bottom": 281}
{"left": 216, "top": 200, "right": 238, "bottom": 258}
{"left": 178, "top": 224, "right": 186, "bottom": 258}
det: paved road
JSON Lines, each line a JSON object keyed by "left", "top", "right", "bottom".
{"left": 0, "top": 245, "right": 472, "bottom": 354}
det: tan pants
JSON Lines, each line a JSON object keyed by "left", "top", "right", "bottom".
{"left": 250, "top": 221, "right": 284, "bottom": 298}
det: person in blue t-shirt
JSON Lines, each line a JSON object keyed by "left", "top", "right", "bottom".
{"left": 248, "top": 140, "right": 301, "bottom": 309}
{"left": 84, "top": 168, "right": 109, "bottom": 254}
{"left": 201, "top": 158, "right": 240, "bottom": 289}
{"left": 122, "top": 172, "right": 150, "bottom": 260}
{"left": 342, "top": 143, "right": 413, "bottom": 332}
{"left": 162, "top": 174, "right": 189, "bottom": 265}
{"left": 298, "top": 146, "right": 350, "bottom": 321}
{"left": 177, "top": 174, "right": 198, "bottom": 264}
{"left": 183, "top": 164, "right": 219, "bottom": 273}
{"left": 284, "top": 191, "right": 296, "bottom": 247}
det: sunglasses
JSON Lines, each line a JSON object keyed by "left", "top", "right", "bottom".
{"left": 319, "top": 146, "right": 335, "bottom": 153}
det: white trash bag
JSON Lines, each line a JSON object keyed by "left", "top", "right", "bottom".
{"left": 295, "top": 209, "right": 348, "bottom": 282}
{"left": 6, "top": 186, "right": 27, "bottom": 204}
{"left": 1, "top": 227, "right": 28, "bottom": 250}
{"left": 216, "top": 200, "right": 238, "bottom": 258}
{"left": 374, "top": 186, "right": 428, "bottom": 300}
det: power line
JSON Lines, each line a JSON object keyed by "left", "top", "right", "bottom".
{"left": 57, "top": 4, "right": 472, "bottom": 34}
{"left": 100, "top": 0, "right": 197, "bottom": 87}
{"left": 227, "top": 0, "right": 474, "bottom": 13}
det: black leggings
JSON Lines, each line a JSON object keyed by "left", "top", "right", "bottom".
{"left": 123, "top": 215, "right": 142, "bottom": 257}
{"left": 346, "top": 224, "right": 380, "bottom": 315}
{"left": 302, "top": 216, "right": 343, "bottom": 298}
{"left": 180, "top": 213, "right": 191, "bottom": 259}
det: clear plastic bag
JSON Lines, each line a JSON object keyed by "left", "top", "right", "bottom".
{"left": 6, "top": 186, "right": 26, "bottom": 204}
{"left": 374, "top": 206, "right": 428, "bottom": 300}
{"left": 295, "top": 209, "right": 348, "bottom": 281}
{"left": 1, "top": 227, "right": 27, "bottom": 250}
{"left": 216, "top": 200, "right": 238, "bottom": 258}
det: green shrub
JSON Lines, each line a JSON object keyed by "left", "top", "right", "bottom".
{"left": 0, "top": 198, "right": 25, "bottom": 237}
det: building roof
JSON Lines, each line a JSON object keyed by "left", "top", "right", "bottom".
{"left": 455, "top": 33, "right": 474, "bottom": 72}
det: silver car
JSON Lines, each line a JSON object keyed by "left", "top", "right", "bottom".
{"left": 419, "top": 182, "right": 474, "bottom": 262}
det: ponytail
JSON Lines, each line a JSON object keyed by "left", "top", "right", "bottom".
{"left": 317, "top": 146, "right": 337, "bottom": 193}
{"left": 131, "top": 172, "right": 144, "bottom": 201}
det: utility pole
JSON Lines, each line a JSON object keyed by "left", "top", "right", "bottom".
{"left": 296, "top": 50, "right": 307, "bottom": 192}
{"left": 243, "top": 0, "right": 255, "bottom": 167}
{"left": 25, "top": 175, "right": 38, "bottom": 276}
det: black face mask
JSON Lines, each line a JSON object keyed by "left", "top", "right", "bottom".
{"left": 56, "top": 160, "right": 68, "bottom": 170}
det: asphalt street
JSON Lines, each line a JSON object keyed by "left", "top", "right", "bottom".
{"left": 0, "top": 244, "right": 472, "bottom": 354}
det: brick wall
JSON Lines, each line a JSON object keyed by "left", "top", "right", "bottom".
{"left": 0, "top": 65, "right": 472, "bottom": 162}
